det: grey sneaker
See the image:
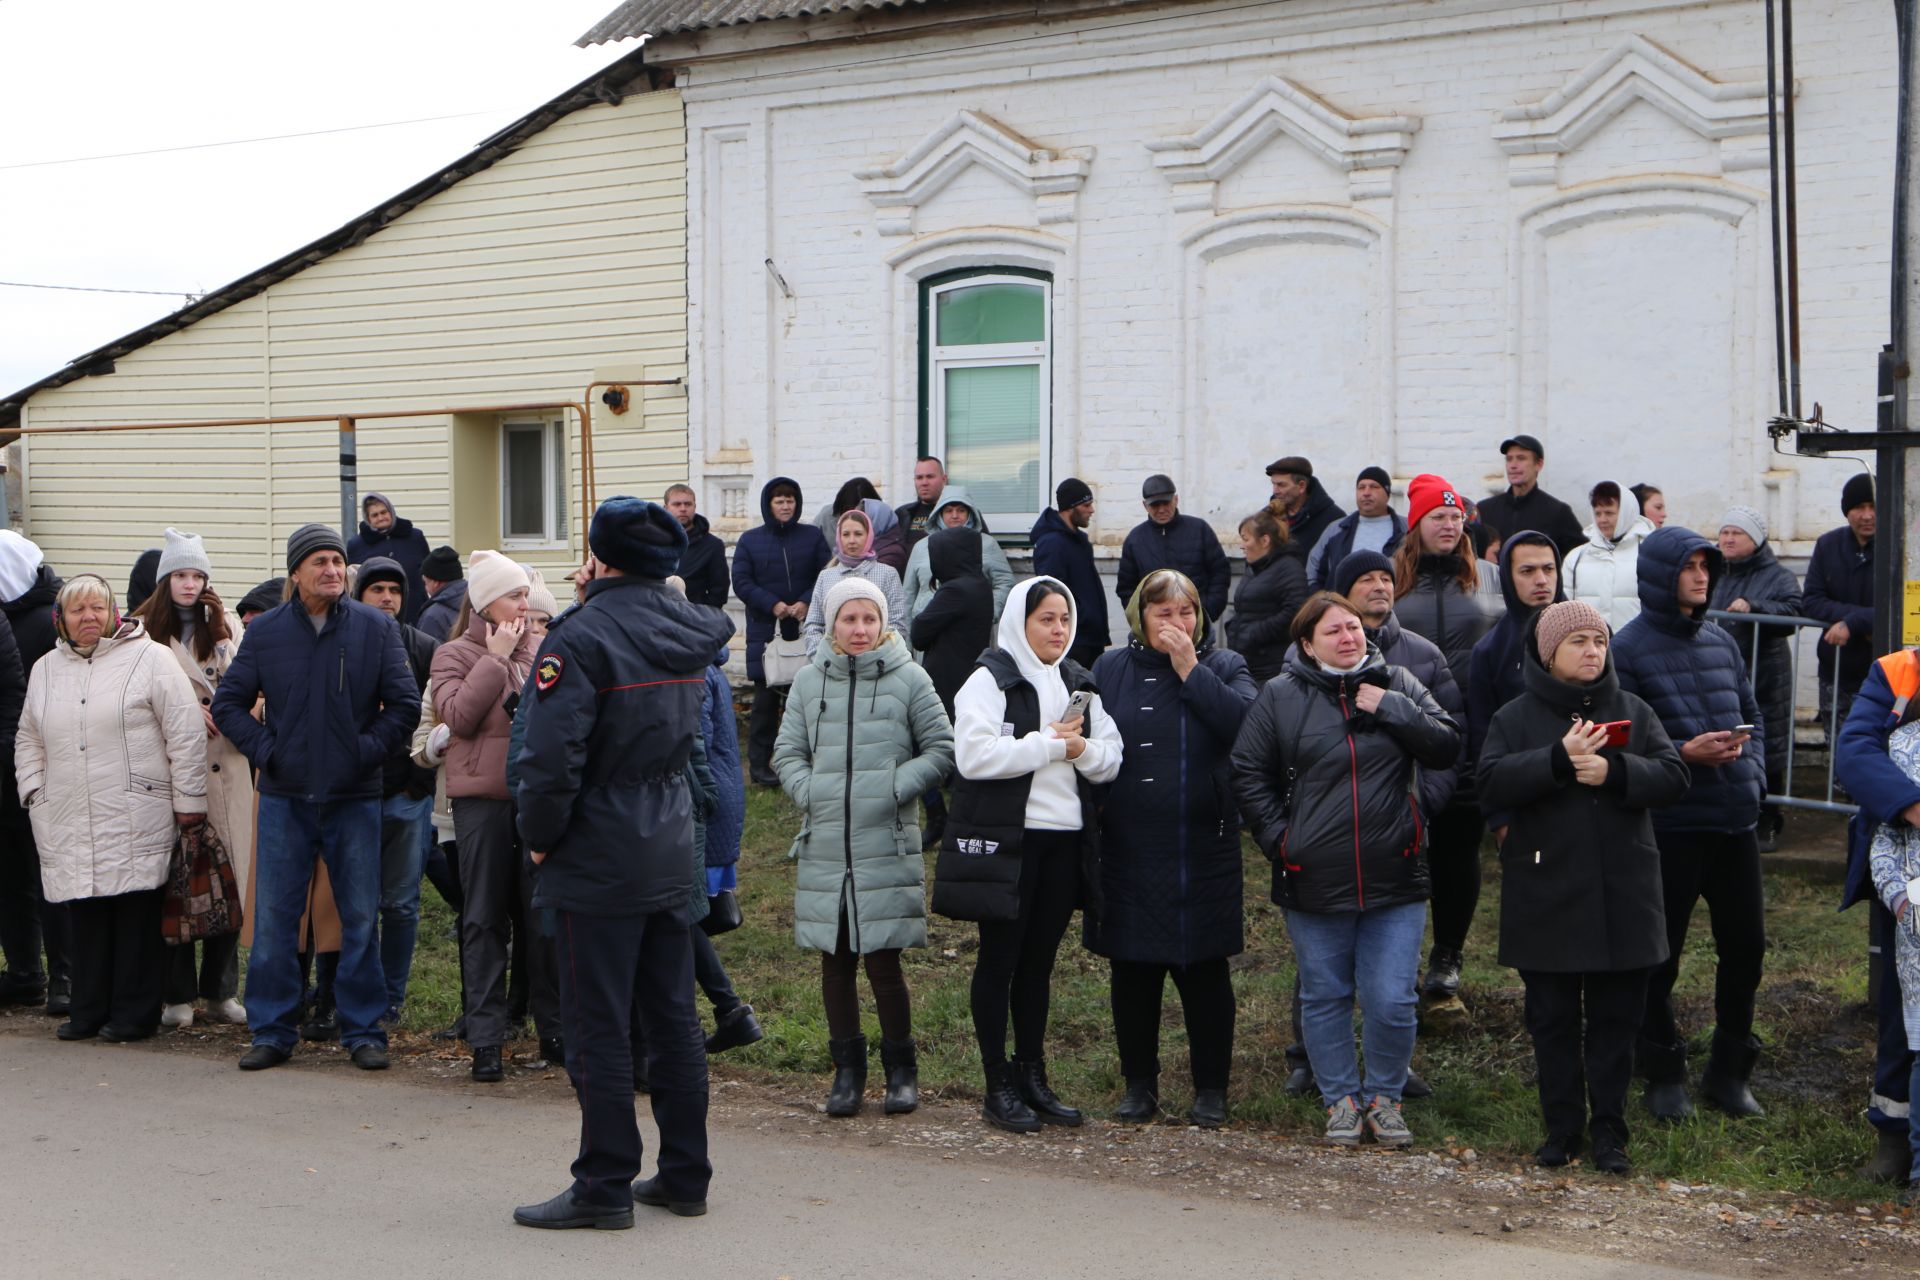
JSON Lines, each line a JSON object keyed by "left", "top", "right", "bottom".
{"left": 1324, "top": 1096, "right": 1364, "bottom": 1146}
{"left": 1365, "top": 1096, "right": 1413, "bottom": 1148}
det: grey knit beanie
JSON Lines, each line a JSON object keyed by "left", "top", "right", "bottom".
{"left": 1719, "top": 505, "right": 1767, "bottom": 547}
{"left": 156, "top": 527, "right": 212, "bottom": 581}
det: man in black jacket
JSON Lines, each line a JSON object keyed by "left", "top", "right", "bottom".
{"left": 1803, "top": 472, "right": 1876, "bottom": 727}
{"left": 0, "top": 533, "right": 66, "bottom": 1013}
{"left": 351, "top": 557, "right": 439, "bottom": 1021}
{"left": 1307, "top": 468, "right": 1406, "bottom": 590}
{"left": 894, "top": 455, "right": 948, "bottom": 551}
{"left": 1475, "top": 434, "right": 1584, "bottom": 557}
{"left": 512, "top": 497, "right": 734, "bottom": 1231}
{"left": 665, "top": 484, "right": 729, "bottom": 610}
{"left": 1266, "top": 456, "right": 1345, "bottom": 567}
{"left": 1116, "top": 475, "right": 1230, "bottom": 622}
{"left": 1029, "top": 477, "right": 1108, "bottom": 667}
{"left": 416, "top": 545, "right": 468, "bottom": 645}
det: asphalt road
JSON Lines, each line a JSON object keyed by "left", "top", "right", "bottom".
{"left": 0, "top": 1033, "right": 1723, "bottom": 1280}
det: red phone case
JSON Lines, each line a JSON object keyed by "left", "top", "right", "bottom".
{"left": 1598, "top": 720, "right": 1631, "bottom": 748}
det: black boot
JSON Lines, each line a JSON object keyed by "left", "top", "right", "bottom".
{"left": 1113, "top": 1077, "right": 1159, "bottom": 1123}
{"left": 1639, "top": 1036, "right": 1694, "bottom": 1122}
{"left": 1861, "top": 1127, "right": 1913, "bottom": 1184}
{"left": 706, "top": 1004, "right": 764, "bottom": 1054}
{"left": 1187, "top": 1088, "right": 1228, "bottom": 1129}
{"left": 982, "top": 1063, "right": 1042, "bottom": 1133}
{"left": 1699, "top": 1034, "right": 1765, "bottom": 1119}
{"left": 1421, "top": 946, "right": 1462, "bottom": 999}
{"left": 1283, "top": 1063, "right": 1316, "bottom": 1096}
{"left": 880, "top": 1038, "right": 919, "bottom": 1115}
{"left": 825, "top": 1035, "right": 867, "bottom": 1117}
{"left": 1012, "top": 1059, "right": 1082, "bottom": 1127}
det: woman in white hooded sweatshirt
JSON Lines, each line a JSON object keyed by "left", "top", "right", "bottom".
{"left": 1561, "top": 480, "right": 1654, "bottom": 631}
{"left": 934, "top": 577, "right": 1122, "bottom": 1133}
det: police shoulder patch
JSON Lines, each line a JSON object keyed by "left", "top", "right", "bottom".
{"left": 535, "top": 653, "right": 565, "bottom": 693}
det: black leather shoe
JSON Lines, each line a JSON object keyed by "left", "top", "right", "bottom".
{"left": 1421, "top": 947, "right": 1463, "bottom": 999}
{"left": 350, "top": 1043, "right": 390, "bottom": 1071}
{"left": 706, "top": 1004, "right": 764, "bottom": 1054}
{"left": 1283, "top": 1063, "right": 1315, "bottom": 1097}
{"left": 632, "top": 1176, "right": 708, "bottom": 1217}
{"left": 880, "top": 1038, "right": 919, "bottom": 1115}
{"left": 98, "top": 1023, "right": 154, "bottom": 1043}
{"left": 1534, "top": 1133, "right": 1582, "bottom": 1167}
{"left": 55, "top": 1020, "right": 101, "bottom": 1041}
{"left": 1402, "top": 1070, "right": 1433, "bottom": 1100}
{"left": 1699, "top": 1035, "right": 1765, "bottom": 1119}
{"left": 982, "top": 1063, "right": 1042, "bottom": 1133}
{"left": 513, "top": 1190, "right": 633, "bottom": 1231}
{"left": 1645, "top": 1080, "right": 1694, "bottom": 1122}
{"left": 0, "top": 970, "right": 48, "bottom": 1006}
{"left": 538, "top": 1036, "right": 566, "bottom": 1067}
{"left": 239, "top": 1043, "right": 292, "bottom": 1071}
{"left": 44, "top": 978, "right": 72, "bottom": 1018}
{"left": 472, "top": 1045, "right": 504, "bottom": 1083}
{"left": 301, "top": 1005, "right": 339, "bottom": 1043}
{"left": 1012, "top": 1059, "right": 1082, "bottom": 1126}
{"left": 1591, "top": 1143, "right": 1632, "bottom": 1175}
{"left": 825, "top": 1035, "right": 867, "bottom": 1117}
{"left": 432, "top": 1016, "right": 466, "bottom": 1041}
{"left": 1188, "top": 1088, "right": 1228, "bottom": 1129}
{"left": 1113, "top": 1077, "right": 1159, "bottom": 1123}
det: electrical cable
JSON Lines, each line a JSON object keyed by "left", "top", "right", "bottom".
{"left": 0, "top": 280, "right": 192, "bottom": 298}
{"left": 0, "top": 109, "right": 508, "bottom": 172}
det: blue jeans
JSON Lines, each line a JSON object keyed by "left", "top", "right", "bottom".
{"left": 249, "top": 795, "right": 387, "bottom": 1051}
{"left": 1285, "top": 901, "right": 1426, "bottom": 1107}
{"left": 1908, "top": 1051, "right": 1920, "bottom": 1185}
{"left": 379, "top": 792, "right": 432, "bottom": 1017}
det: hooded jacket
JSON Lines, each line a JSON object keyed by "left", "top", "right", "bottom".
{"left": 1710, "top": 540, "right": 1802, "bottom": 790}
{"left": 731, "top": 477, "right": 833, "bottom": 683}
{"left": 1029, "top": 506, "right": 1109, "bottom": 667}
{"left": 861, "top": 499, "right": 909, "bottom": 578}
{"left": 678, "top": 512, "right": 731, "bottom": 611}
{"left": 1229, "top": 641, "right": 1459, "bottom": 914}
{"left": 909, "top": 525, "right": 994, "bottom": 716}
{"left": 18, "top": 619, "right": 208, "bottom": 903}
{"left": 1116, "top": 510, "right": 1230, "bottom": 623}
{"left": 415, "top": 579, "right": 468, "bottom": 646}
{"left": 1802, "top": 523, "right": 1875, "bottom": 689}
{"left": 1611, "top": 526, "right": 1766, "bottom": 834}
{"left": 1279, "top": 476, "right": 1346, "bottom": 567}
{"left": 127, "top": 549, "right": 161, "bottom": 613}
{"left": 1466, "top": 531, "right": 1567, "bottom": 773}
{"left": 1226, "top": 547, "right": 1308, "bottom": 684}
{"left": 515, "top": 575, "right": 735, "bottom": 916}
{"left": 1476, "top": 483, "right": 1586, "bottom": 557}
{"left": 3, "top": 562, "right": 64, "bottom": 676}
{"left": 1088, "top": 589, "right": 1257, "bottom": 965}
{"left": 1560, "top": 484, "right": 1651, "bottom": 631}
{"left": 902, "top": 488, "right": 1014, "bottom": 623}
{"left": 346, "top": 494, "right": 433, "bottom": 626}
{"left": 1477, "top": 610, "right": 1688, "bottom": 972}
{"left": 1306, "top": 508, "right": 1407, "bottom": 591}
{"left": 773, "top": 631, "right": 953, "bottom": 953}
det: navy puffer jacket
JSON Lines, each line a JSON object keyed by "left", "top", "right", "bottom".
{"left": 1090, "top": 635, "right": 1258, "bottom": 965}
{"left": 730, "top": 477, "right": 832, "bottom": 683}
{"left": 1612, "top": 526, "right": 1766, "bottom": 834}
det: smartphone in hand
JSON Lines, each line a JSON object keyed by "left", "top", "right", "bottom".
{"left": 1064, "top": 689, "right": 1094, "bottom": 722}
{"left": 1597, "top": 719, "right": 1631, "bottom": 749}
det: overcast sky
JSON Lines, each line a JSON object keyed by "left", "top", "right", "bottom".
{"left": 0, "top": 0, "right": 633, "bottom": 397}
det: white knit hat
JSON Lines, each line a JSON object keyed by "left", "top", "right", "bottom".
{"left": 156, "top": 527, "right": 212, "bottom": 581}
{"left": 466, "top": 550, "right": 529, "bottom": 612}
{"left": 525, "top": 568, "right": 561, "bottom": 618}
{"left": 825, "top": 576, "right": 889, "bottom": 631}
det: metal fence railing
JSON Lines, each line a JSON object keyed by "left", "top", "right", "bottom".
{"left": 1704, "top": 608, "right": 1857, "bottom": 816}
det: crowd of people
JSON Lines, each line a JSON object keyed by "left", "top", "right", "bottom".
{"left": 0, "top": 438, "right": 1915, "bottom": 1228}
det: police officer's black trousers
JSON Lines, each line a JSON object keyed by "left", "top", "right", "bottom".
{"left": 555, "top": 906, "right": 711, "bottom": 1209}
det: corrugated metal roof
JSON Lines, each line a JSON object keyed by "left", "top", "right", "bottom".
{"left": 578, "top": 0, "right": 950, "bottom": 43}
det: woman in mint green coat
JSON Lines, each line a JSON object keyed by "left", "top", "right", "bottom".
{"left": 775, "top": 576, "right": 954, "bottom": 1119}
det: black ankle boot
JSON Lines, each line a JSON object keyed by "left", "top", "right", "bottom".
{"left": 880, "top": 1038, "right": 919, "bottom": 1114}
{"left": 1113, "top": 1077, "right": 1159, "bottom": 1123}
{"left": 1699, "top": 1034, "right": 1765, "bottom": 1119}
{"left": 1421, "top": 946, "right": 1463, "bottom": 999}
{"left": 1187, "top": 1088, "right": 1228, "bottom": 1129}
{"left": 825, "top": 1035, "right": 867, "bottom": 1117}
{"left": 1012, "top": 1059, "right": 1082, "bottom": 1127}
{"left": 1861, "top": 1127, "right": 1913, "bottom": 1184}
{"left": 982, "top": 1063, "right": 1042, "bottom": 1133}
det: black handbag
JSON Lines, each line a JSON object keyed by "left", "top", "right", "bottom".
{"left": 701, "top": 889, "right": 743, "bottom": 936}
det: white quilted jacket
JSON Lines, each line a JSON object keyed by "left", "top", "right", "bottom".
{"left": 16, "top": 620, "right": 208, "bottom": 903}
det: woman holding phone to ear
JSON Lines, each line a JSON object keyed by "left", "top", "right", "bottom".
{"left": 937, "top": 577, "right": 1123, "bottom": 1133}
{"left": 1478, "top": 601, "right": 1688, "bottom": 1174}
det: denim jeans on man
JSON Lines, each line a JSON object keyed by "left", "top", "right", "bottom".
{"left": 249, "top": 795, "right": 387, "bottom": 1050}
{"left": 379, "top": 791, "right": 433, "bottom": 1017}
{"left": 1285, "top": 900, "right": 1426, "bottom": 1107}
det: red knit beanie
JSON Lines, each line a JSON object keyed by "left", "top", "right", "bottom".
{"left": 1405, "top": 474, "right": 1464, "bottom": 529}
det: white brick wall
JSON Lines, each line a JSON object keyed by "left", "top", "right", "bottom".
{"left": 664, "top": 0, "right": 1895, "bottom": 563}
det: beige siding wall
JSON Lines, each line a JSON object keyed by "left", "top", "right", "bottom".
{"left": 22, "top": 87, "right": 688, "bottom": 596}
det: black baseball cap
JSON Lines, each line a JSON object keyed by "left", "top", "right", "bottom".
{"left": 1500, "top": 434, "right": 1545, "bottom": 460}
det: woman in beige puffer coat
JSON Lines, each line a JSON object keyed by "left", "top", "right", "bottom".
{"left": 16, "top": 575, "right": 207, "bottom": 1042}
{"left": 132, "top": 528, "right": 255, "bottom": 1029}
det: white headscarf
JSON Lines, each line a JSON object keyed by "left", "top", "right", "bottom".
{"left": 0, "top": 530, "right": 43, "bottom": 601}
{"left": 996, "top": 576, "right": 1079, "bottom": 726}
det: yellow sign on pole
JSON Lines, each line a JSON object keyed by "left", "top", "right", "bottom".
{"left": 1905, "top": 580, "right": 1920, "bottom": 648}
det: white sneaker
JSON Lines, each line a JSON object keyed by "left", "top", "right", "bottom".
{"left": 160, "top": 1002, "right": 195, "bottom": 1028}
{"left": 210, "top": 998, "right": 248, "bottom": 1025}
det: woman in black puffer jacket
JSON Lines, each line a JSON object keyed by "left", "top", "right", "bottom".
{"left": 1092, "top": 570, "right": 1258, "bottom": 1129}
{"left": 1226, "top": 508, "right": 1307, "bottom": 685}
{"left": 1230, "top": 592, "right": 1458, "bottom": 1149}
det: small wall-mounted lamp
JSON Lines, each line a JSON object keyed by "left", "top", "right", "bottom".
{"left": 601, "top": 385, "right": 630, "bottom": 415}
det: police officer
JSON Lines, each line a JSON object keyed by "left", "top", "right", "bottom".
{"left": 510, "top": 497, "right": 735, "bottom": 1231}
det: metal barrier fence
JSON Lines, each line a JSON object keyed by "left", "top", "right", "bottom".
{"left": 1703, "top": 608, "right": 1857, "bottom": 816}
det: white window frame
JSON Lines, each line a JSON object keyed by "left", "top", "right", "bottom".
{"left": 499, "top": 418, "right": 569, "bottom": 550}
{"left": 927, "top": 273, "right": 1051, "bottom": 532}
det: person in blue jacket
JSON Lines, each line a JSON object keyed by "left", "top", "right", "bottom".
{"left": 1030, "top": 477, "right": 1109, "bottom": 668}
{"left": 510, "top": 497, "right": 734, "bottom": 1231}
{"left": 1611, "top": 525, "right": 1768, "bottom": 1122}
{"left": 211, "top": 523, "right": 420, "bottom": 1073}
{"left": 346, "top": 493, "right": 433, "bottom": 626}
{"left": 731, "top": 477, "right": 832, "bottom": 786}
{"left": 1834, "top": 647, "right": 1920, "bottom": 1183}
